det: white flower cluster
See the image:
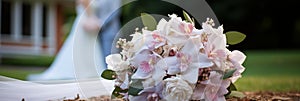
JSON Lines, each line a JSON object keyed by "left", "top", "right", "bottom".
{"left": 105, "top": 14, "right": 246, "bottom": 101}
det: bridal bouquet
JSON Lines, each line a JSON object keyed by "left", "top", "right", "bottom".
{"left": 101, "top": 12, "right": 246, "bottom": 101}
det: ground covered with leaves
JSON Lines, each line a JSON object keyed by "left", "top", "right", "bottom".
{"left": 228, "top": 92, "right": 300, "bottom": 101}
{"left": 59, "top": 91, "right": 300, "bottom": 101}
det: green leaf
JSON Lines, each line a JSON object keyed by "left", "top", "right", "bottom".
{"left": 111, "top": 86, "right": 128, "bottom": 99}
{"left": 128, "top": 79, "right": 144, "bottom": 96}
{"left": 128, "top": 86, "right": 143, "bottom": 96}
{"left": 141, "top": 13, "right": 157, "bottom": 31}
{"left": 101, "top": 69, "right": 116, "bottom": 80}
{"left": 192, "top": 18, "right": 195, "bottom": 25}
{"left": 229, "top": 91, "right": 246, "bottom": 98}
{"left": 225, "top": 31, "right": 246, "bottom": 45}
{"left": 228, "top": 82, "right": 237, "bottom": 91}
{"left": 223, "top": 68, "right": 237, "bottom": 79}
{"left": 183, "top": 11, "right": 194, "bottom": 26}
{"left": 225, "top": 82, "right": 238, "bottom": 97}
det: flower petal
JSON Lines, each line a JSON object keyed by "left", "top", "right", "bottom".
{"left": 191, "top": 84, "right": 206, "bottom": 100}
{"left": 152, "top": 67, "right": 166, "bottom": 85}
{"left": 229, "top": 50, "right": 246, "bottom": 64}
{"left": 167, "top": 66, "right": 181, "bottom": 75}
{"left": 105, "top": 54, "right": 122, "bottom": 70}
{"left": 131, "top": 68, "right": 152, "bottom": 79}
{"left": 157, "top": 18, "right": 168, "bottom": 31}
{"left": 166, "top": 30, "right": 189, "bottom": 45}
{"left": 130, "top": 49, "right": 151, "bottom": 67}
{"left": 181, "top": 67, "right": 199, "bottom": 84}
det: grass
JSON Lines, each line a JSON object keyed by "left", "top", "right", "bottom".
{"left": 0, "top": 67, "right": 45, "bottom": 80}
{"left": 235, "top": 50, "right": 300, "bottom": 92}
{"left": 236, "top": 76, "right": 300, "bottom": 92}
{"left": 1, "top": 55, "right": 54, "bottom": 67}
{"left": 0, "top": 55, "right": 51, "bottom": 80}
{"left": 0, "top": 50, "right": 300, "bottom": 92}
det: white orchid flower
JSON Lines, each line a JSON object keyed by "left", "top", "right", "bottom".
{"left": 228, "top": 50, "right": 246, "bottom": 83}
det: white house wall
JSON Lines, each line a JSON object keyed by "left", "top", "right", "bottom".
{"left": 0, "top": 0, "right": 75, "bottom": 56}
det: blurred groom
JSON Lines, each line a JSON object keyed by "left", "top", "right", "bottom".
{"left": 96, "top": 0, "right": 121, "bottom": 69}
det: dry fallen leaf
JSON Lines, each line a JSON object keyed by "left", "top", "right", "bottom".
{"left": 272, "top": 96, "right": 291, "bottom": 101}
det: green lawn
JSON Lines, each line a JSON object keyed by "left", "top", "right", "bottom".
{"left": 0, "top": 67, "right": 45, "bottom": 80}
{"left": 1, "top": 55, "right": 54, "bottom": 67}
{"left": 235, "top": 50, "right": 300, "bottom": 92}
{"left": 0, "top": 50, "right": 300, "bottom": 92}
{"left": 0, "top": 55, "right": 52, "bottom": 80}
{"left": 236, "top": 76, "right": 300, "bottom": 92}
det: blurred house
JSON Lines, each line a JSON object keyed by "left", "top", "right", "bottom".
{"left": 0, "top": 0, "right": 74, "bottom": 56}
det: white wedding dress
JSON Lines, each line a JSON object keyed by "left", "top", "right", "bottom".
{"left": 0, "top": 1, "right": 116, "bottom": 100}
{"left": 28, "top": 2, "right": 105, "bottom": 81}
{"left": 0, "top": 76, "right": 114, "bottom": 101}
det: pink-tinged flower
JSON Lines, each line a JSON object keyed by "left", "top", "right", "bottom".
{"left": 140, "top": 61, "right": 152, "bottom": 73}
{"left": 130, "top": 50, "right": 153, "bottom": 79}
{"left": 147, "top": 40, "right": 164, "bottom": 51}
{"left": 156, "top": 14, "right": 190, "bottom": 45}
{"left": 177, "top": 38, "right": 213, "bottom": 84}
{"left": 180, "top": 38, "right": 213, "bottom": 68}
{"left": 204, "top": 35, "right": 227, "bottom": 57}
{"left": 228, "top": 50, "right": 246, "bottom": 83}
{"left": 213, "top": 49, "right": 227, "bottom": 59}
{"left": 218, "top": 80, "right": 230, "bottom": 96}
{"left": 159, "top": 56, "right": 180, "bottom": 75}
{"left": 228, "top": 50, "right": 246, "bottom": 64}
{"left": 201, "top": 19, "right": 226, "bottom": 59}
{"left": 148, "top": 31, "right": 166, "bottom": 52}
{"left": 131, "top": 49, "right": 165, "bottom": 80}
{"left": 148, "top": 63, "right": 167, "bottom": 87}
{"left": 148, "top": 54, "right": 158, "bottom": 65}
{"left": 176, "top": 52, "right": 192, "bottom": 72}
{"left": 130, "top": 32, "right": 144, "bottom": 53}
{"left": 202, "top": 19, "right": 224, "bottom": 36}
{"left": 191, "top": 84, "right": 206, "bottom": 100}
{"left": 131, "top": 66, "right": 152, "bottom": 79}
{"left": 130, "top": 49, "right": 151, "bottom": 67}
{"left": 191, "top": 71, "right": 228, "bottom": 101}
{"left": 179, "top": 23, "right": 194, "bottom": 34}
{"left": 152, "top": 32, "right": 160, "bottom": 39}
{"left": 141, "top": 33, "right": 165, "bottom": 52}
{"left": 141, "top": 31, "right": 164, "bottom": 48}
{"left": 129, "top": 83, "right": 164, "bottom": 101}
{"left": 201, "top": 23, "right": 228, "bottom": 68}
{"left": 152, "top": 32, "right": 164, "bottom": 42}
{"left": 208, "top": 79, "right": 230, "bottom": 101}
{"left": 203, "top": 79, "right": 230, "bottom": 101}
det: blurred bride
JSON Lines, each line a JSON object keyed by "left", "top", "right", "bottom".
{"left": 0, "top": 0, "right": 120, "bottom": 100}
{"left": 28, "top": 0, "right": 105, "bottom": 80}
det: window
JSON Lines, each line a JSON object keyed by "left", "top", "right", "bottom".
{"left": 22, "top": 2, "right": 31, "bottom": 36}
{"left": 42, "top": 4, "right": 47, "bottom": 38}
{"left": 1, "top": 1, "right": 11, "bottom": 35}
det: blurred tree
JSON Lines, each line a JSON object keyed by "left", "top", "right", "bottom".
{"left": 207, "top": 0, "right": 300, "bottom": 50}
{"left": 121, "top": 0, "right": 181, "bottom": 25}
{"left": 121, "top": 0, "right": 300, "bottom": 50}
